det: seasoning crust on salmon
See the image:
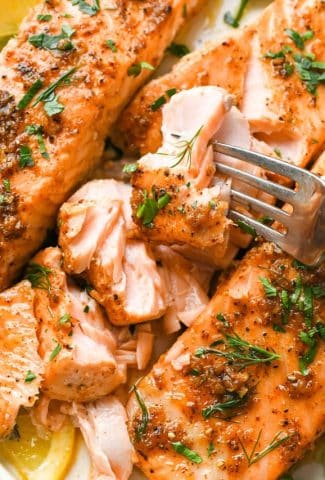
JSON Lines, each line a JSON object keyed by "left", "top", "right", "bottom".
{"left": 128, "top": 243, "right": 325, "bottom": 479}
{"left": 0, "top": 0, "right": 205, "bottom": 291}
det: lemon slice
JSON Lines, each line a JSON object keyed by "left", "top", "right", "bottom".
{"left": 0, "top": 413, "right": 75, "bottom": 480}
{"left": 0, "top": 0, "right": 40, "bottom": 49}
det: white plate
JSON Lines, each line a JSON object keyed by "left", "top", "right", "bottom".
{"left": 1, "top": 0, "right": 324, "bottom": 478}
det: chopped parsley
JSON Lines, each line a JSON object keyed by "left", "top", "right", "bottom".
{"left": 37, "top": 14, "right": 52, "bottom": 21}
{"left": 127, "top": 61, "right": 155, "bottom": 77}
{"left": 136, "top": 190, "right": 171, "bottom": 227}
{"left": 224, "top": 0, "right": 249, "bottom": 28}
{"left": 123, "top": 163, "right": 138, "bottom": 174}
{"left": 285, "top": 28, "right": 314, "bottom": 49}
{"left": 106, "top": 39, "right": 117, "bottom": 52}
{"left": 33, "top": 67, "right": 77, "bottom": 116}
{"left": 259, "top": 277, "right": 277, "bottom": 297}
{"left": 24, "top": 262, "right": 52, "bottom": 291}
{"left": 171, "top": 442, "right": 202, "bottom": 464}
{"left": 17, "top": 79, "right": 43, "bottom": 110}
{"left": 19, "top": 145, "right": 34, "bottom": 168}
{"left": 58, "top": 313, "right": 72, "bottom": 326}
{"left": 83, "top": 305, "right": 90, "bottom": 313}
{"left": 207, "top": 442, "right": 215, "bottom": 457}
{"left": 294, "top": 53, "right": 325, "bottom": 95}
{"left": 25, "top": 124, "right": 49, "bottom": 159}
{"left": 150, "top": 88, "right": 177, "bottom": 111}
{"left": 166, "top": 42, "right": 190, "bottom": 58}
{"left": 166, "top": 88, "right": 177, "bottom": 97}
{"left": 69, "top": 0, "right": 100, "bottom": 16}
{"left": 49, "top": 342, "right": 62, "bottom": 361}
{"left": 25, "top": 370, "right": 37, "bottom": 382}
{"left": 3, "top": 179, "right": 10, "bottom": 192}
{"left": 28, "top": 24, "right": 75, "bottom": 52}
{"left": 236, "top": 220, "right": 256, "bottom": 237}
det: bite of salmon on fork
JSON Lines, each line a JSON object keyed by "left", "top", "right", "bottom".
{"left": 0, "top": 0, "right": 205, "bottom": 292}
{"left": 127, "top": 243, "right": 325, "bottom": 480}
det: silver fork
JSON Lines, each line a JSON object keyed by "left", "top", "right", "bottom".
{"left": 212, "top": 141, "right": 325, "bottom": 266}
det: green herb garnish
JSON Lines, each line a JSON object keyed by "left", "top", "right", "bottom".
{"left": 132, "top": 385, "right": 149, "bottom": 438}
{"left": 136, "top": 190, "right": 171, "bottom": 227}
{"left": 28, "top": 24, "right": 75, "bottom": 52}
{"left": 69, "top": 0, "right": 100, "bottom": 16}
{"left": 166, "top": 42, "right": 190, "bottom": 58}
{"left": 19, "top": 145, "right": 34, "bottom": 168}
{"left": 202, "top": 391, "right": 249, "bottom": 419}
{"left": 238, "top": 430, "right": 289, "bottom": 467}
{"left": 207, "top": 442, "right": 215, "bottom": 457}
{"left": 17, "top": 79, "right": 43, "bottom": 110}
{"left": 26, "top": 124, "right": 49, "bottom": 159}
{"left": 25, "top": 370, "right": 37, "bottom": 383}
{"left": 123, "top": 163, "right": 138, "bottom": 174}
{"left": 33, "top": 67, "right": 76, "bottom": 116}
{"left": 3, "top": 179, "right": 10, "bottom": 192}
{"left": 151, "top": 95, "right": 167, "bottom": 111}
{"left": 37, "top": 14, "right": 52, "bottom": 21}
{"left": 106, "top": 39, "right": 117, "bottom": 52}
{"left": 83, "top": 305, "right": 90, "bottom": 313}
{"left": 127, "top": 61, "right": 155, "bottom": 77}
{"left": 224, "top": 0, "right": 249, "bottom": 28}
{"left": 49, "top": 343, "right": 62, "bottom": 361}
{"left": 236, "top": 220, "right": 256, "bottom": 237}
{"left": 259, "top": 277, "right": 277, "bottom": 298}
{"left": 25, "top": 262, "right": 52, "bottom": 291}
{"left": 171, "top": 442, "right": 202, "bottom": 464}
{"left": 58, "top": 313, "right": 72, "bottom": 325}
{"left": 285, "top": 28, "right": 314, "bottom": 49}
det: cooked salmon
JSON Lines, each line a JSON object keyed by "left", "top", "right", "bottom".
{"left": 0, "top": 281, "right": 43, "bottom": 437}
{"left": 117, "top": 0, "right": 325, "bottom": 168}
{"left": 127, "top": 242, "right": 325, "bottom": 479}
{"left": 115, "top": 29, "right": 253, "bottom": 156}
{"left": 59, "top": 179, "right": 212, "bottom": 329}
{"left": 32, "top": 247, "right": 125, "bottom": 402}
{"left": 0, "top": 0, "right": 205, "bottom": 291}
{"left": 72, "top": 396, "right": 134, "bottom": 480}
{"left": 131, "top": 87, "right": 232, "bottom": 252}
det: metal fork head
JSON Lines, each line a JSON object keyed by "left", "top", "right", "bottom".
{"left": 212, "top": 141, "right": 325, "bottom": 266}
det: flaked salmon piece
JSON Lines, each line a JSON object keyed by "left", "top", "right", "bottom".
{"left": 32, "top": 247, "right": 125, "bottom": 402}
{"left": 0, "top": 0, "right": 205, "bottom": 292}
{"left": 71, "top": 396, "right": 134, "bottom": 480}
{"left": 154, "top": 246, "right": 210, "bottom": 334}
{"left": 115, "top": 29, "right": 253, "bottom": 156}
{"left": 131, "top": 87, "right": 232, "bottom": 252}
{"left": 31, "top": 396, "right": 67, "bottom": 434}
{"left": 0, "top": 281, "right": 43, "bottom": 438}
{"left": 116, "top": 0, "right": 325, "bottom": 168}
{"left": 127, "top": 243, "right": 325, "bottom": 480}
{"left": 59, "top": 179, "right": 167, "bottom": 325}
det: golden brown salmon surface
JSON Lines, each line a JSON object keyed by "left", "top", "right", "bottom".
{"left": 0, "top": 0, "right": 204, "bottom": 291}
{"left": 0, "top": 281, "right": 43, "bottom": 437}
{"left": 127, "top": 243, "right": 325, "bottom": 480}
{"left": 117, "top": 0, "right": 325, "bottom": 166}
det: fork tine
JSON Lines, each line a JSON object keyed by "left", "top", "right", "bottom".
{"left": 212, "top": 141, "right": 311, "bottom": 185}
{"left": 231, "top": 189, "right": 290, "bottom": 223}
{"left": 215, "top": 163, "right": 296, "bottom": 204}
{"left": 229, "top": 210, "right": 285, "bottom": 243}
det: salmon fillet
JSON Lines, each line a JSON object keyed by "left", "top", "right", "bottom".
{"left": 127, "top": 243, "right": 325, "bottom": 479}
{"left": 32, "top": 247, "right": 125, "bottom": 402}
{"left": 0, "top": 0, "right": 205, "bottom": 291}
{"left": 0, "top": 281, "right": 43, "bottom": 437}
{"left": 117, "top": 0, "right": 325, "bottom": 167}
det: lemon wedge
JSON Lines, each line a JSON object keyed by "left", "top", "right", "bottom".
{"left": 0, "top": 413, "right": 75, "bottom": 480}
{"left": 0, "top": 0, "right": 40, "bottom": 49}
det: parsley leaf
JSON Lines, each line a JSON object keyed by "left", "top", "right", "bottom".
{"left": 69, "top": 0, "right": 100, "bottom": 16}
{"left": 106, "top": 39, "right": 117, "bottom": 52}
{"left": 166, "top": 42, "right": 190, "bottom": 58}
{"left": 19, "top": 145, "right": 34, "bottom": 168}
{"left": 259, "top": 277, "right": 277, "bottom": 297}
{"left": 136, "top": 190, "right": 171, "bottom": 227}
{"left": 25, "top": 370, "right": 37, "bottom": 382}
{"left": 28, "top": 24, "right": 75, "bottom": 52}
{"left": 171, "top": 442, "right": 202, "bottom": 464}
{"left": 127, "top": 61, "right": 155, "bottom": 77}
{"left": 285, "top": 28, "right": 314, "bottom": 49}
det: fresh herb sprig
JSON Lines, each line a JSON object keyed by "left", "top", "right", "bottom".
{"left": 28, "top": 24, "right": 75, "bottom": 52}
{"left": 195, "top": 333, "right": 280, "bottom": 369}
{"left": 238, "top": 430, "right": 290, "bottom": 467}
{"left": 159, "top": 126, "right": 203, "bottom": 169}
{"left": 132, "top": 385, "right": 150, "bottom": 439}
{"left": 202, "top": 391, "right": 250, "bottom": 419}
